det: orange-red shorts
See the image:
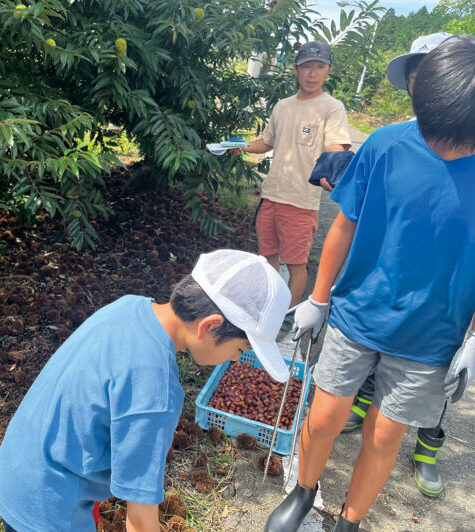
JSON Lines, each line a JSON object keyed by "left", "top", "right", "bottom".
{"left": 256, "top": 199, "right": 318, "bottom": 265}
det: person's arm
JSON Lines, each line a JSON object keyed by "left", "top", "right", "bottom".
{"left": 126, "top": 501, "right": 160, "bottom": 532}
{"left": 311, "top": 210, "right": 357, "bottom": 303}
{"left": 292, "top": 210, "right": 356, "bottom": 339}
{"left": 228, "top": 138, "right": 272, "bottom": 156}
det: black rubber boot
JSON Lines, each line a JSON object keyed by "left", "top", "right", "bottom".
{"left": 342, "top": 395, "right": 372, "bottom": 432}
{"left": 332, "top": 514, "right": 360, "bottom": 531}
{"left": 264, "top": 481, "right": 317, "bottom": 532}
{"left": 412, "top": 427, "right": 445, "bottom": 497}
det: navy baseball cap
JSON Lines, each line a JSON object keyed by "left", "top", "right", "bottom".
{"left": 295, "top": 41, "right": 332, "bottom": 66}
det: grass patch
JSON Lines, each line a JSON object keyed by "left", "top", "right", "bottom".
{"left": 348, "top": 111, "right": 410, "bottom": 135}
{"left": 216, "top": 185, "right": 249, "bottom": 212}
{"left": 176, "top": 350, "right": 213, "bottom": 420}
{"left": 348, "top": 113, "right": 378, "bottom": 134}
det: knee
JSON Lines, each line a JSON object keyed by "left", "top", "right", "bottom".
{"left": 306, "top": 411, "right": 341, "bottom": 440}
{"left": 363, "top": 425, "right": 403, "bottom": 455}
{"left": 288, "top": 263, "right": 307, "bottom": 276}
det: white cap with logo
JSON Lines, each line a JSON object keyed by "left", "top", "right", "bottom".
{"left": 191, "top": 249, "right": 291, "bottom": 382}
{"left": 386, "top": 32, "right": 453, "bottom": 90}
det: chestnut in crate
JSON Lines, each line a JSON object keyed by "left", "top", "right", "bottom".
{"left": 208, "top": 361, "right": 302, "bottom": 430}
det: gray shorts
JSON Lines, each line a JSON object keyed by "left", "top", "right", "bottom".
{"left": 313, "top": 326, "right": 448, "bottom": 427}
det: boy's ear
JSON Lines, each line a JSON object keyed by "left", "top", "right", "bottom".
{"left": 293, "top": 64, "right": 298, "bottom": 76}
{"left": 196, "top": 314, "right": 224, "bottom": 340}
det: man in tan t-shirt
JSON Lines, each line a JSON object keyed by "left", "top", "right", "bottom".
{"left": 231, "top": 41, "right": 351, "bottom": 307}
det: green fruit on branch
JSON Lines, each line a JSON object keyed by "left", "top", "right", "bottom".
{"left": 72, "top": 210, "right": 82, "bottom": 218}
{"left": 46, "top": 38, "right": 56, "bottom": 47}
{"left": 115, "top": 38, "right": 127, "bottom": 58}
{"left": 13, "top": 4, "right": 26, "bottom": 18}
{"left": 194, "top": 7, "right": 205, "bottom": 20}
{"left": 187, "top": 100, "right": 196, "bottom": 109}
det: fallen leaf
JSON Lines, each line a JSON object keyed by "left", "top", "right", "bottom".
{"left": 344, "top": 454, "right": 351, "bottom": 459}
{"left": 235, "top": 452, "right": 242, "bottom": 458}
{"left": 8, "top": 351, "right": 25, "bottom": 361}
{"left": 224, "top": 445, "right": 232, "bottom": 452}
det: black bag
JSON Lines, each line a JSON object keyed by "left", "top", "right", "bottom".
{"left": 309, "top": 150, "right": 355, "bottom": 188}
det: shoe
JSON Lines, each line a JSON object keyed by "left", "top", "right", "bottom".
{"left": 332, "top": 514, "right": 360, "bottom": 531}
{"left": 342, "top": 396, "right": 372, "bottom": 433}
{"left": 264, "top": 481, "right": 317, "bottom": 532}
{"left": 412, "top": 428, "right": 445, "bottom": 497}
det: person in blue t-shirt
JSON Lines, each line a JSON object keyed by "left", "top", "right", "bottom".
{"left": 340, "top": 32, "right": 454, "bottom": 501}
{"left": 0, "top": 249, "right": 291, "bottom": 532}
{"left": 264, "top": 36, "right": 475, "bottom": 532}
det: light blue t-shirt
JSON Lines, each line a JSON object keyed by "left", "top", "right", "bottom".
{"left": 0, "top": 295, "right": 184, "bottom": 532}
{"left": 329, "top": 121, "right": 475, "bottom": 366}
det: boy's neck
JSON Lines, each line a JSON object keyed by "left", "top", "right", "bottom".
{"left": 297, "top": 88, "right": 324, "bottom": 100}
{"left": 151, "top": 302, "right": 187, "bottom": 352}
{"left": 428, "top": 141, "right": 475, "bottom": 161}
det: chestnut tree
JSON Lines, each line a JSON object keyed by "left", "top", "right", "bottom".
{"left": 0, "top": 0, "right": 380, "bottom": 248}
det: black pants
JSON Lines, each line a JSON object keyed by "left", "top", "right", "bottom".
{"left": 357, "top": 373, "right": 446, "bottom": 436}
{"left": 3, "top": 521, "right": 17, "bottom": 532}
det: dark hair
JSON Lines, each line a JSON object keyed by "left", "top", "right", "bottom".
{"left": 170, "top": 275, "right": 247, "bottom": 345}
{"left": 404, "top": 54, "right": 425, "bottom": 92}
{"left": 412, "top": 36, "right": 475, "bottom": 151}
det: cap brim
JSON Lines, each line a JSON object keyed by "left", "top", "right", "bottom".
{"left": 247, "top": 334, "right": 289, "bottom": 383}
{"left": 296, "top": 57, "right": 331, "bottom": 66}
{"left": 386, "top": 52, "right": 424, "bottom": 90}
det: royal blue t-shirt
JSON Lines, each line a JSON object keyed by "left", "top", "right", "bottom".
{"left": 0, "top": 295, "right": 184, "bottom": 532}
{"left": 329, "top": 121, "right": 475, "bottom": 366}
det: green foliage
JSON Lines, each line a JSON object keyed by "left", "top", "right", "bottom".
{"left": 444, "top": 15, "right": 475, "bottom": 33}
{"left": 313, "top": 1, "right": 387, "bottom": 109}
{"left": 363, "top": 79, "right": 413, "bottom": 120}
{"left": 437, "top": 0, "right": 475, "bottom": 17}
{"left": 1, "top": 0, "right": 384, "bottom": 247}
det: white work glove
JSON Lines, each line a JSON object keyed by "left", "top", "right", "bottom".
{"left": 292, "top": 296, "right": 328, "bottom": 340}
{"left": 444, "top": 332, "right": 475, "bottom": 403}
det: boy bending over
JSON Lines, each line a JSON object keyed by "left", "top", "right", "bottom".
{"left": 0, "top": 250, "right": 291, "bottom": 532}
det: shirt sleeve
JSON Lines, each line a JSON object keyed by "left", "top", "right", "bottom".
{"left": 262, "top": 104, "right": 278, "bottom": 147}
{"left": 330, "top": 137, "right": 373, "bottom": 222}
{"left": 324, "top": 103, "right": 352, "bottom": 148}
{"left": 110, "top": 410, "right": 179, "bottom": 504}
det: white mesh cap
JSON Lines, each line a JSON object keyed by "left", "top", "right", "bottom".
{"left": 191, "top": 249, "right": 291, "bottom": 382}
{"left": 386, "top": 32, "right": 453, "bottom": 90}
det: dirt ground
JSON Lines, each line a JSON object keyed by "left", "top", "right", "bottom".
{"left": 1, "top": 128, "right": 474, "bottom": 531}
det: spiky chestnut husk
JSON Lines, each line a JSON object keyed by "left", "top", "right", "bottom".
{"left": 159, "top": 493, "right": 186, "bottom": 518}
{"left": 257, "top": 453, "right": 282, "bottom": 476}
{"left": 115, "top": 38, "right": 127, "bottom": 58}
{"left": 207, "top": 425, "right": 222, "bottom": 444}
{"left": 194, "top": 7, "right": 204, "bottom": 20}
{"left": 173, "top": 430, "right": 192, "bottom": 449}
{"left": 167, "top": 516, "right": 187, "bottom": 531}
{"left": 236, "top": 433, "right": 257, "bottom": 450}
